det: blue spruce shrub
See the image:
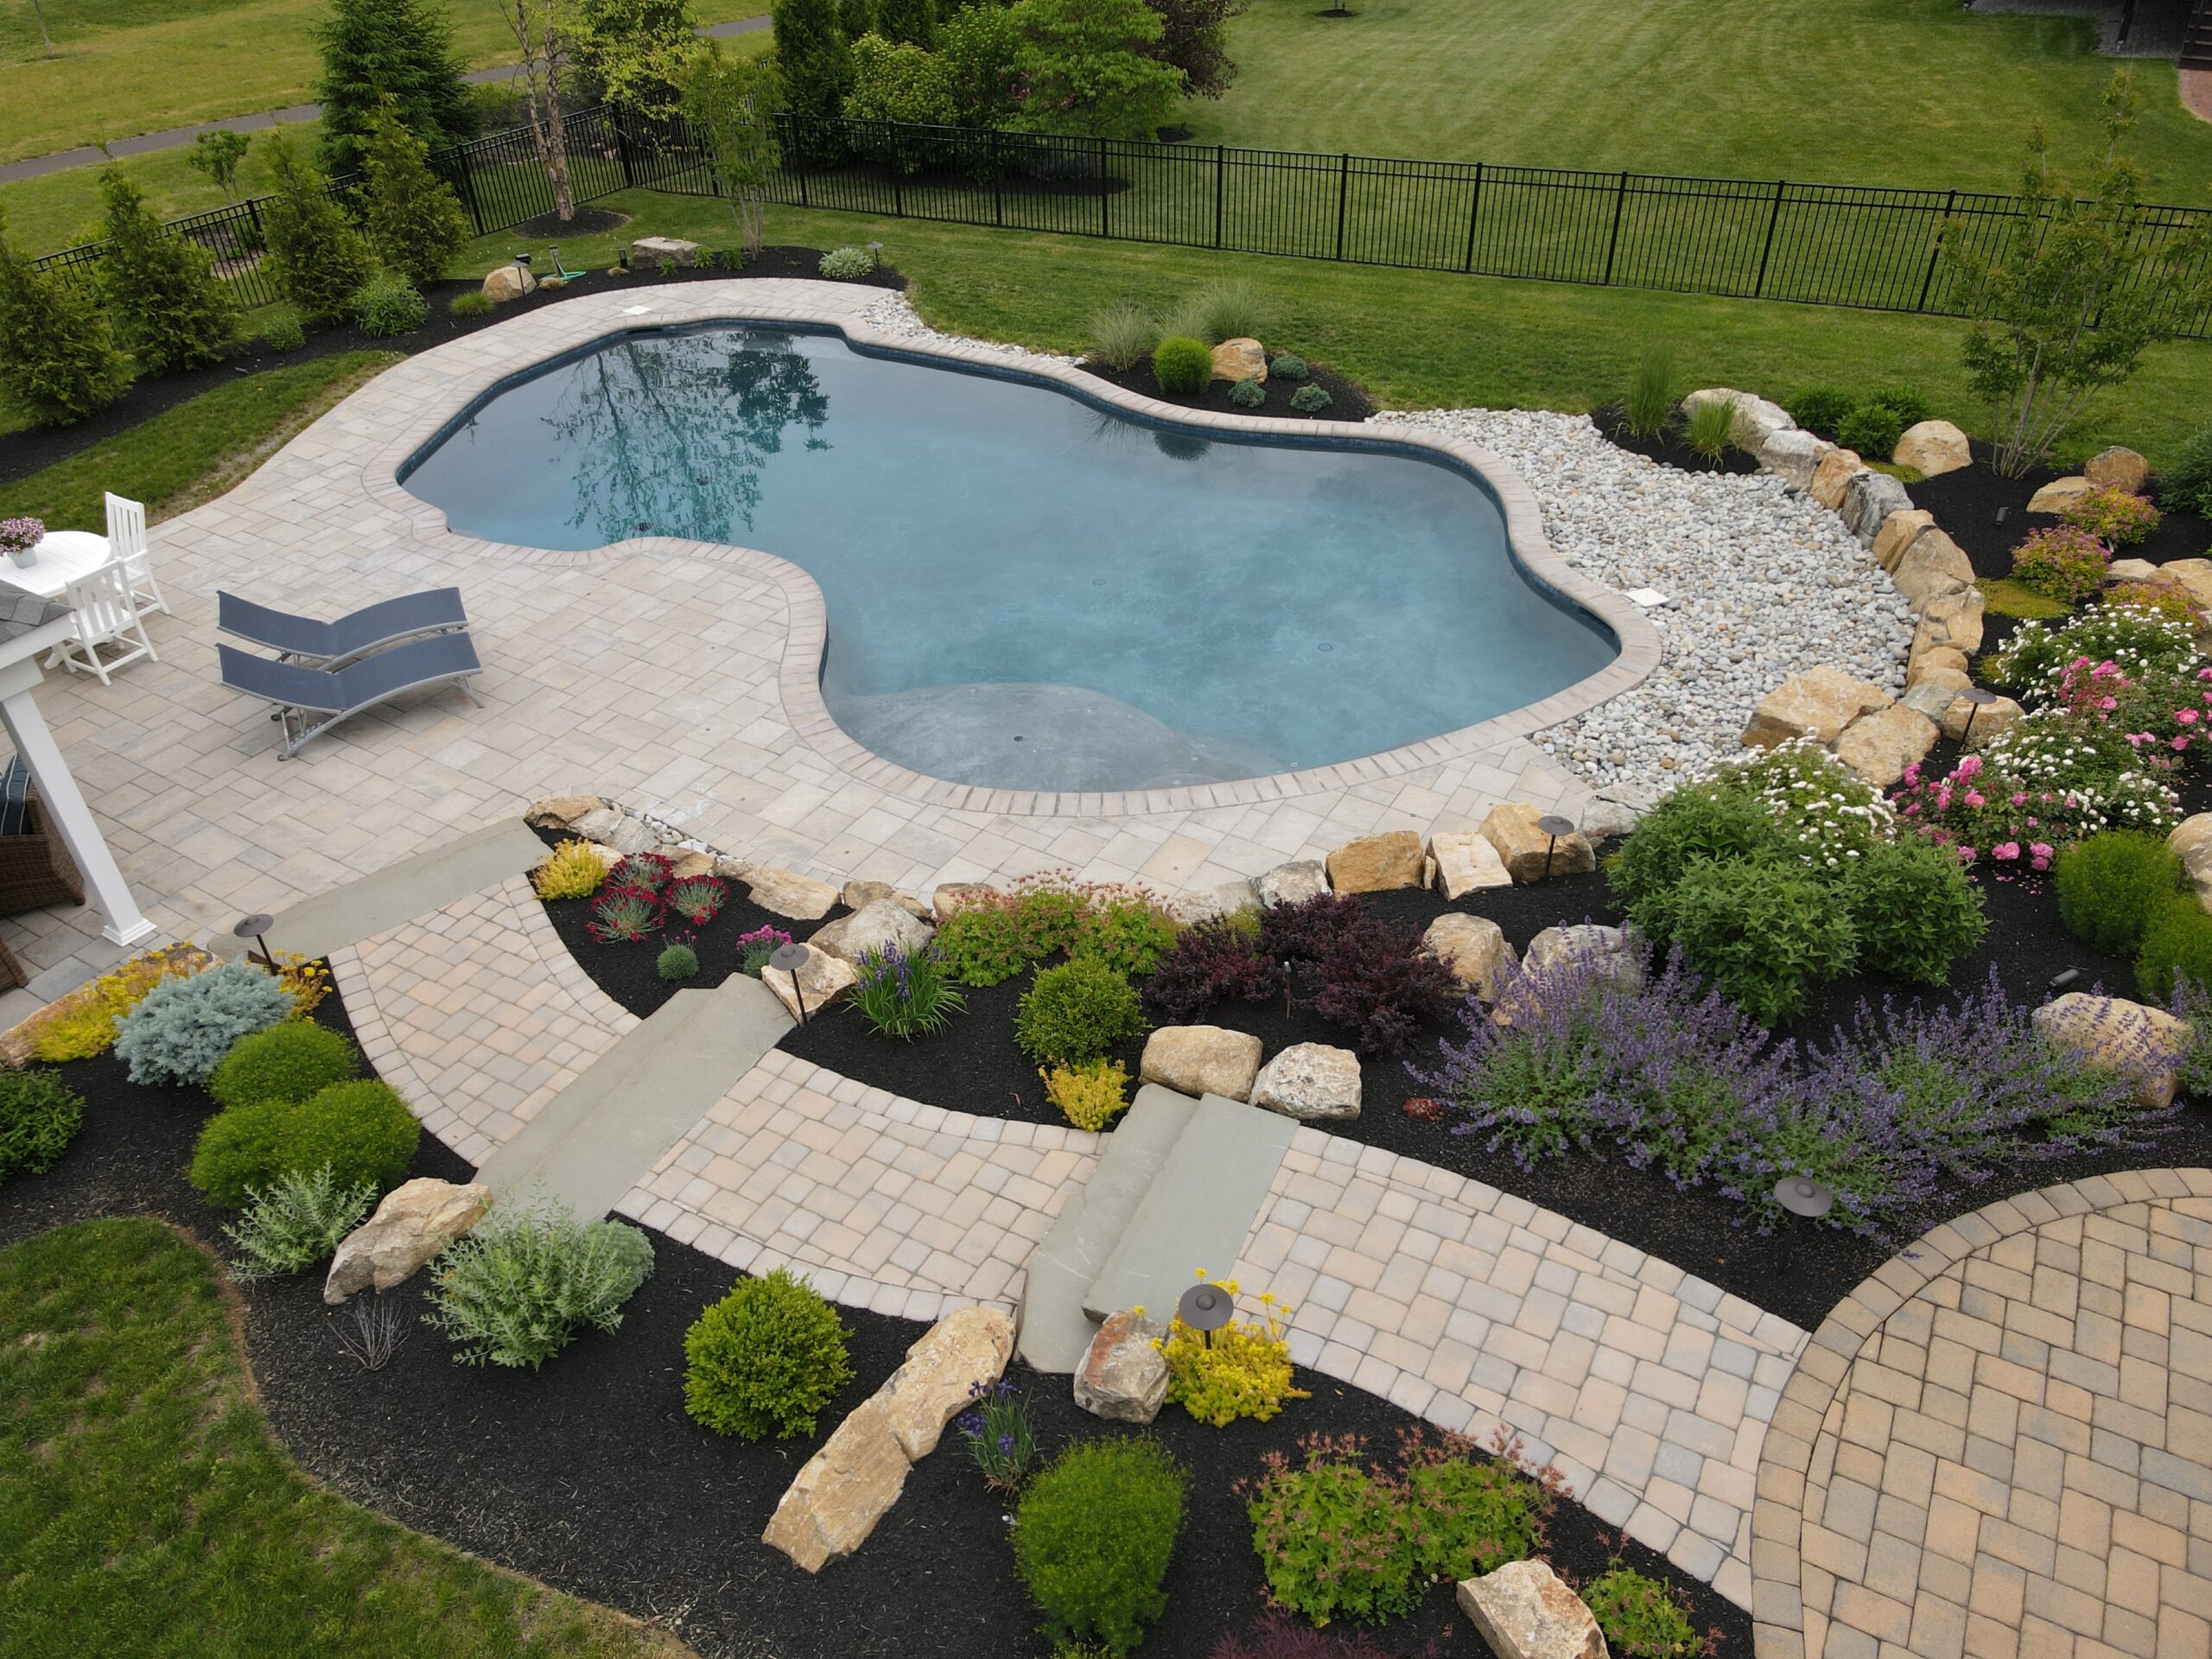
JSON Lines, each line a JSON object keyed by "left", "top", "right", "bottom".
{"left": 115, "top": 961, "right": 295, "bottom": 1087}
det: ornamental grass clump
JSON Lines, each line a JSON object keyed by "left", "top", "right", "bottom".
{"left": 115, "top": 961, "right": 295, "bottom": 1086}
{"left": 1089, "top": 301, "right": 1157, "bottom": 372}
{"left": 531, "top": 838, "right": 607, "bottom": 900}
{"left": 666, "top": 874, "right": 728, "bottom": 925}
{"left": 222, "top": 1165, "right": 376, "bottom": 1281}
{"left": 424, "top": 1198, "right": 654, "bottom": 1369}
{"left": 588, "top": 885, "right": 664, "bottom": 944}
{"left": 1160, "top": 1273, "right": 1308, "bottom": 1427}
{"left": 0, "top": 1069, "right": 83, "bottom": 1182}
{"left": 1014, "top": 1438, "right": 1186, "bottom": 1656}
{"left": 683, "top": 1268, "right": 853, "bottom": 1438}
{"left": 207, "top": 1020, "right": 360, "bottom": 1110}
{"left": 1682, "top": 396, "right": 1736, "bottom": 463}
{"left": 1624, "top": 345, "right": 1676, "bottom": 440}
{"left": 2011, "top": 525, "right": 2112, "bottom": 605}
{"left": 852, "top": 940, "right": 966, "bottom": 1039}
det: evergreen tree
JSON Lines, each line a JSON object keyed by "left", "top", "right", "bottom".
{"left": 772, "top": 0, "right": 855, "bottom": 122}
{"left": 874, "top": 0, "right": 937, "bottom": 49}
{"left": 314, "top": 0, "right": 474, "bottom": 178}
{"left": 1014, "top": 0, "right": 1182, "bottom": 139}
{"left": 96, "top": 168, "right": 239, "bottom": 375}
{"left": 0, "top": 208, "right": 130, "bottom": 426}
{"left": 362, "top": 99, "right": 470, "bottom": 289}
{"left": 261, "top": 135, "right": 378, "bottom": 325}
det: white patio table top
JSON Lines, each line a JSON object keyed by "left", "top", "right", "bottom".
{"left": 0, "top": 531, "right": 112, "bottom": 601}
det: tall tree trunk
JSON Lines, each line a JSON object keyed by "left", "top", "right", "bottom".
{"left": 510, "top": 0, "right": 576, "bottom": 223}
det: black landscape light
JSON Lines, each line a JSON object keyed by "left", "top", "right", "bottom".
{"left": 1956, "top": 685, "right": 2001, "bottom": 749}
{"left": 233, "top": 912, "right": 276, "bottom": 969}
{"left": 769, "top": 941, "right": 812, "bottom": 1023}
{"left": 1536, "top": 813, "right": 1578, "bottom": 880}
{"left": 1773, "top": 1174, "right": 1835, "bottom": 1220}
{"left": 1178, "top": 1281, "right": 1234, "bottom": 1349}
{"left": 2047, "top": 968, "right": 2082, "bottom": 1001}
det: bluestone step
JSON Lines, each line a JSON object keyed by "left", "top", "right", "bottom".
{"left": 474, "top": 972, "right": 790, "bottom": 1219}
{"left": 1081, "top": 1093, "right": 1298, "bottom": 1325}
{"left": 1014, "top": 1084, "right": 1198, "bottom": 1372}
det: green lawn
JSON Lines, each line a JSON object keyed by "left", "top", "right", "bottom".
{"left": 457, "top": 191, "right": 2212, "bottom": 466}
{"left": 1191, "top": 0, "right": 2212, "bottom": 197}
{"left": 0, "top": 1217, "right": 689, "bottom": 1659}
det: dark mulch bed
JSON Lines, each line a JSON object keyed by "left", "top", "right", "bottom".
{"left": 0, "top": 246, "right": 908, "bottom": 488}
{"left": 1903, "top": 439, "right": 2212, "bottom": 579}
{"left": 1076, "top": 353, "right": 1377, "bottom": 425}
{"left": 1589, "top": 401, "right": 1764, "bottom": 477}
{"left": 0, "top": 978, "right": 1745, "bottom": 1659}
{"left": 510, "top": 204, "right": 632, "bottom": 238}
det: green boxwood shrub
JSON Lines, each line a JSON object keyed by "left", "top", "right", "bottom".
{"left": 1607, "top": 782, "right": 1792, "bottom": 916}
{"left": 353, "top": 271, "right": 428, "bottom": 337}
{"left": 1289, "top": 383, "right": 1332, "bottom": 414}
{"left": 1865, "top": 385, "right": 1934, "bottom": 429}
{"left": 657, "top": 942, "right": 700, "bottom": 982}
{"left": 683, "top": 1268, "right": 854, "bottom": 1439}
{"left": 2135, "top": 895, "right": 2212, "bottom": 1001}
{"left": 423, "top": 1199, "right": 654, "bottom": 1369}
{"left": 1846, "top": 835, "right": 1989, "bottom": 984}
{"left": 0, "top": 1069, "right": 84, "bottom": 1182}
{"left": 1786, "top": 385, "right": 1855, "bottom": 436}
{"left": 1016, "top": 957, "right": 1146, "bottom": 1065}
{"left": 1836, "top": 401, "right": 1904, "bottom": 461}
{"left": 188, "top": 1078, "right": 419, "bottom": 1208}
{"left": 2056, "top": 831, "right": 2185, "bottom": 958}
{"left": 115, "top": 961, "right": 295, "bottom": 1086}
{"left": 1151, "top": 335, "right": 1214, "bottom": 395}
{"left": 1014, "top": 1438, "right": 1185, "bottom": 1655}
{"left": 207, "top": 1020, "right": 360, "bottom": 1111}
{"left": 1639, "top": 860, "right": 1857, "bottom": 1026}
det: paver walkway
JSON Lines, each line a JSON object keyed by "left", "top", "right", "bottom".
{"left": 1751, "top": 1170, "right": 2212, "bottom": 1659}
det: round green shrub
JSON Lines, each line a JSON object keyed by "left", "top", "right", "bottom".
{"left": 1015, "top": 957, "right": 1146, "bottom": 1065}
{"left": 1150, "top": 336, "right": 1214, "bottom": 395}
{"left": 1643, "top": 859, "right": 1857, "bottom": 1026}
{"left": 1584, "top": 1567, "right": 1703, "bottom": 1659}
{"left": 1845, "top": 835, "right": 1988, "bottom": 984}
{"left": 1288, "top": 383, "right": 1332, "bottom": 414}
{"left": 1014, "top": 1438, "right": 1185, "bottom": 1655}
{"left": 1268, "top": 353, "right": 1310, "bottom": 382}
{"left": 1836, "top": 401, "right": 1904, "bottom": 461}
{"left": 1865, "top": 385, "right": 1934, "bottom": 429}
{"left": 1607, "top": 781, "right": 1792, "bottom": 917}
{"left": 683, "top": 1268, "right": 853, "bottom": 1440}
{"left": 448, "top": 290, "right": 495, "bottom": 319}
{"left": 818, "top": 245, "right": 878, "bottom": 279}
{"left": 188, "top": 1078, "right": 419, "bottom": 1209}
{"left": 353, "top": 271, "right": 428, "bottom": 337}
{"left": 2164, "top": 422, "right": 2212, "bottom": 518}
{"left": 260, "top": 311, "right": 308, "bottom": 352}
{"left": 2056, "top": 831, "right": 2185, "bottom": 958}
{"left": 115, "top": 960, "right": 295, "bottom": 1087}
{"left": 657, "top": 943, "right": 700, "bottom": 982}
{"left": 1228, "top": 377, "right": 1265, "bottom": 409}
{"left": 0, "top": 1069, "right": 84, "bottom": 1182}
{"left": 2135, "top": 895, "right": 2212, "bottom": 1002}
{"left": 207, "top": 1020, "right": 360, "bottom": 1111}
{"left": 1786, "top": 385, "right": 1856, "bottom": 436}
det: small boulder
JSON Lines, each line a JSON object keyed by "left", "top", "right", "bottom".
{"left": 1251, "top": 859, "right": 1329, "bottom": 907}
{"left": 761, "top": 950, "right": 858, "bottom": 1021}
{"left": 1455, "top": 1559, "right": 1608, "bottom": 1659}
{"left": 1429, "top": 831, "right": 1513, "bottom": 899}
{"left": 1872, "top": 508, "right": 1936, "bottom": 573}
{"left": 1479, "top": 802, "right": 1596, "bottom": 884}
{"left": 1754, "top": 426, "right": 1831, "bottom": 491}
{"left": 667, "top": 849, "right": 716, "bottom": 880}
{"left": 1810, "top": 447, "right": 1866, "bottom": 510}
{"left": 1891, "top": 528, "right": 1976, "bottom": 609}
{"left": 931, "top": 881, "right": 1001, "bottom": 925}
{"left": 630, "top": 235, "right": 702, "bottom": 271}
{"left": 1833, "top": 703, "right": 1939, "bottom": 789}
{"left": 1893, "top": 419, "right": 1971, "bottom": 477}
{"left": 1325, "top": 830, "right": 1424, "bottom": 893}
{"left": 2169, "top": 813, "right": 2212, "bottom": 907}
{"left": 2150, "top": 557, "right": 2212, "bottom": 612}
{"left": 1141, "top": 1025, "right": 1264, "bottom": 1101}
{"left": 524, "top": 794, "right": 605, "bottom": 829}
{"left": 842, "top": 879, "right": 930, "bottom": 920}
{"left": 569, "top": 805, "right": 658, "bottom": 855}
{"left": 1910, "top": 587, "right": 1985, "bottom": 657}
{"left": 1907, "top": 644, "right": 1971, "bottom": 685}
{"left": 1740, "top": 666, "right": 1892, "bottom": 747}
{"left": 732, "top": 862, "right": 842, "bottom": 921}
{"left": 1169, "top": 880, "right": 1262, "bottom": 925}
{"left": 1211, "top": 338, "right": 1267, "bottom": 383}
{"left": 1579, "top": 798, "right": 1641, "bottom": 842}
{"left": 2027, "top": 475, "right": 2094, "bottom": 514}
{"left": 2085, "top": 445, "right": 2149, "bottom": 493}
{"left": 1842, "top": 469, "right": 1914, "bottom": 546}
{"left": 1423, "top": 913, "right": 1515, "bottom": 1001}
{"left": 1682, "top": 387, "right": 1790, "bottom": 447}
{"left": 323, "top": 1178, "right": 491, "bottom": 1304}
{"left": 2031, "top": 993, "right": 2190, "bottom": 1110}
{"left": 809, "top": 899, "right": 936, "bottom": 968}
{"left": 876, "top": 1306, "right": 1015, "bottom": 1459}
{"left": 2107, "top": 557, "right": 2160, "bottom": 584}
{"left": 1938, "top": 691, "right": 2021, "bottom": 747}
{"left": 1073, "top": 1311, "right": 1169, "bottom": 1424}
{"left": 1902, "top": 666, "right": 1971, "bottom": 707}
{"left": 481, "top": 263, "right": 537, "bottom": 302}
{"left": 1523, "top": 924, "right": 1643, "bottom": 994}
{"left": 761, "top": 1399, "right": 912, "bottom": 1573}
{"left": 1250, "top": 1042, "right": 1363, "bottom": 1122}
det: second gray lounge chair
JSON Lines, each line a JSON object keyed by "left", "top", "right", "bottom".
{"left": 219, "top": 635, "right": 484, "bottom": 758}
{"left": 218, "top": 587, "right": 468, "bottom": 669}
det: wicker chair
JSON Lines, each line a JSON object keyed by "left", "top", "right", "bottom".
{"left": 0, "top": 789, "right": 86, "bottom": 918}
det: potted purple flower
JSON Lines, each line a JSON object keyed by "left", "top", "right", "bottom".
{"left": 0, "top": 518, "right": 43, "bottom": 569}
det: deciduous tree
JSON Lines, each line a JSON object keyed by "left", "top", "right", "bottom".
{"left": 1013, "top": 0, "right": 1183, "bottom": 140}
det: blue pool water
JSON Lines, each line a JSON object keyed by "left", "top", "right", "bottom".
{"left": 401, "top": 325, "right": 1617, "bottom": 791}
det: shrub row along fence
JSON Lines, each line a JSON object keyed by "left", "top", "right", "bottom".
{"left": 32, "top": 105, "right": 2212, "bottom": 338}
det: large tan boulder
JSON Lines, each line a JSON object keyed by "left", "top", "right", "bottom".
{"left": 1872, "top": 509, "right": 1936, "bottom": 573}
{"left": 761, "top": 950, "right": 858, "bottom": 1021}
{"left": 1325, "top": 830, "right": 1424, "bottom": 893}
{"left": 729, "top": 861, "right": 842, "bottom": 921}
{"left": 1810, "top": 447, "right": 1866, "bottom": 509}
{"left": 2151, "top": 557, "right": 2212, "bottom": 612}
{"left": 481, "top": 263, "right": 537, "bottom": 302}
{"left": 323, "top": 1179, "right": 491, "bottom": 1304}
{"left": 1423, "top": 913, "right": 1515, "bottom": 1001}
{"left": 1939, "top": 691, "right": 2020, "bottom": 747}
{"left": 1141, "top": 1025, "right": 1264, "bottom": 1101}
{"left": 1522, "top": 924, "right": 1643, "bottom": 995}
{"left": 2085, "top": 445, "right": 2149, "bottom": 493}
{"left": 570, "top": 806, "right": 658, "bottom": 855}
{"left": 1429, "top": 831, "right": 1512, "bottom": 899}
{"left": 630, "top": 235, "right": 702, "bottom": 271}
{"left": 1479, "top": 802, "right": 1596, "bottom": 884}
{"left": 842, "top": 880, "right": 930, "bottom": 920}
{"left": 1682, "top": 387, "right": 1790, "bottom": 447}
{"left": 809, "top": 899, "right": 935, "bottom": 968}
{"left": 1250, "top": 1042, "right": 1362, "bottom": 1122}
{"left": 1740, "top": 666, "right": 1892, "bottom": 748}
{"left": 761, "top": 1400, "right": 912, "bottom": 1573}
{"left": 1907, "top": 645, "right": 1970, "bottom": 686}
{"left": 1833, "top": 703, "right": 1939, "bottom": 788}
{"left": 1754, "top": 426, "right": 1831, "bottom": 491}
{"left": 2031, "top": 994, "right": 2190, "bottom": 1110}
{"left": 1073, "top": 1311, "right": 1169, "bottom": 1424}
{"left": 1211, "top": 338, "right": 1267, "bottom": 383}
{"left": 1456, "top": 1560, "right": 1608, "bottom": 1659}
{"left": 2107, "top": 557, "right": 2159, "bottom": 584}
{"left": 1894, "top": 419, "right": 1971, "bottom": 476}
{"left": 1891, "top": 528, "right": 1976, "bottom": 609}
{"left": 2027, "top": 475, "right": 2094, "bottom": 513}
{"left": 876, "top": 1306, "right": 1015, "bottom": 1459}
{"left": 2169, "top": 814, "right": 2212, "bottom": 907}
{"left": 930, "top": 881, "right": 1001, "bottom": 925}
{"left": 1252, "top": 859, "right": 1328, "bottom": 907}
{"left": 524, "top": 794, "right": 606, "bottom": 830}
{"left": 1910, "top": 587, "right": 1984, "bottom": 657}
{"left": 1904, "top": 664, "right": 1971, "bottom": 702}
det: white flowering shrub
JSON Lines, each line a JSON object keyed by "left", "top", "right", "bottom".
{"left": 1992, "top": 609, "right": 2201, "bottom": 702}
{"left": 1719, "top": 741, "right": 1893, "bottom": 872}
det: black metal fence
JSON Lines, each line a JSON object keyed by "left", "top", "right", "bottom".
{"left": 31, "top": 105, "right": 2212, "bottom": 339}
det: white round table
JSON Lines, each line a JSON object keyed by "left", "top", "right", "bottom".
{"left": 0, "top": 531, "right": 111, "bottom": 601}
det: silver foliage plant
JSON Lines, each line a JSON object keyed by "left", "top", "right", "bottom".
{"left": 114, "top": 960, "right": 294, "bottom": 1086}
{"left": 223, "top": 1163, "right": 376, "bottom": 1281}
{"left": 421, "top": 1196, "right": 654, "bottom": 1369}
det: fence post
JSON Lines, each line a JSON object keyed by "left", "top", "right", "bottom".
{"left": 1461, "top": 161, "right": 1484, "bottom": 272}
{"left": 454, "top": 147, "right": 488, "bottom": 236}
{"left": 890, "top": 124, "right": 905, "bottom": 216}
{"left": 1335, "top": 152, "right": 1351, "bottom": 261}
{"left": 1603, "top": 170, "right": 1630, "bottom": 285}
{"left": 992, "top": 129, "right": 1004, "bottom": 227}
{"left": 1752, "top": 179, "right": 1785, "bottom": 297}
{"left": 1098, "top": 137, "right": 1109, "bottom": 237}
{"left": 789, "top": 118, "right": 810, "bottom": 209}
{"left": 1916, "top": 188, "right": 1958, "bottom": 313}
{"left": 1214, "top": 144, "right": 1225, "bottom": 249}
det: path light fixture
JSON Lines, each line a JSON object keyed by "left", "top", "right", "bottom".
{"left": 232, "top": 912, "right": 276, "bottom": 969}
{"left": 1773, "top": 1174, "right": 1835, "bottom": 1220}
{"left": 866, "top": 240, "right": 885, "bottom": 266}
{"left": 1536, "top": 813, "right": 1578, "bottom": 880}
{"left": 1178, "top": 1281, "right": 1234, "bottom": 1350}
{"left": 769, "top": 941, "right": 813, "bottom": 1024}
{"left": 1955, "top": 685, "right": 2001, "bottom": 749}
{"left": 2045, "top": 968, "right": 2082, "bottom": 1003}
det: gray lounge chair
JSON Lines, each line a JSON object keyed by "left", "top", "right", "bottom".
{"left": 219, "top": 634, "right": 484, "bottom": 758}
{"left": 217, "top": 587, "right": 468, "bottom": 670}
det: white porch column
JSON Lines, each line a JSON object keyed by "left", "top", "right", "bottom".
{"left": 0, "top": 658, "right": 155, "bottom": 949}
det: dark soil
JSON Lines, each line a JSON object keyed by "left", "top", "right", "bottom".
{"left": 1590, "top": 401, "right": 1764, "bottom": 477}
{"left": 510, "top": 204, "right": 632, "bottom": 238}
{"left": 0, "top": 977, "right": 1746, "bottom": 1659}
{"left": 1077, "top": 353, "right": 1377, "bottom": 425}
{"left": 1904, "top": 439, "right": 2212, "bottom": 580}
{"left": 0, "top": 246, "right": 908, "bottom": 487}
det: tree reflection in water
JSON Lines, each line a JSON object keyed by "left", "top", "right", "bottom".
{"left": 543, "top": 327, "right": 830, "bottom": 546}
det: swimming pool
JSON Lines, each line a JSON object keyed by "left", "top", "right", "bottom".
{"left": 400, "top": 324, "right": 1618, "bottom": 791}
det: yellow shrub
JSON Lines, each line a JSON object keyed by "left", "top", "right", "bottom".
{"left": 531, "top": 838, "right": 607, "bottom": 900}
{"left": 25, "top": 948, "right": 200, "bottom": 1062}
{"left": 271, "top": 950, "right": 332, "bottom": 1020}
{"left": 1042, "top": 1058, "right": 1129, "bottom": 1131}
{"left": 1157, "top": 1271, "right": 1309, "bottom": 1427}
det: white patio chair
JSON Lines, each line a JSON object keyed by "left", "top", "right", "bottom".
{"left": 55, "top": 557, "right": 159, "bottom": 686}
{"left": 103, "top": 492, "right": 168, "bottom": 618}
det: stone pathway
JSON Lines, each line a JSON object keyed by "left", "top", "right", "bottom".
{"left": 1751, "top": 1170, "right": 2212, "bottom": 1659}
